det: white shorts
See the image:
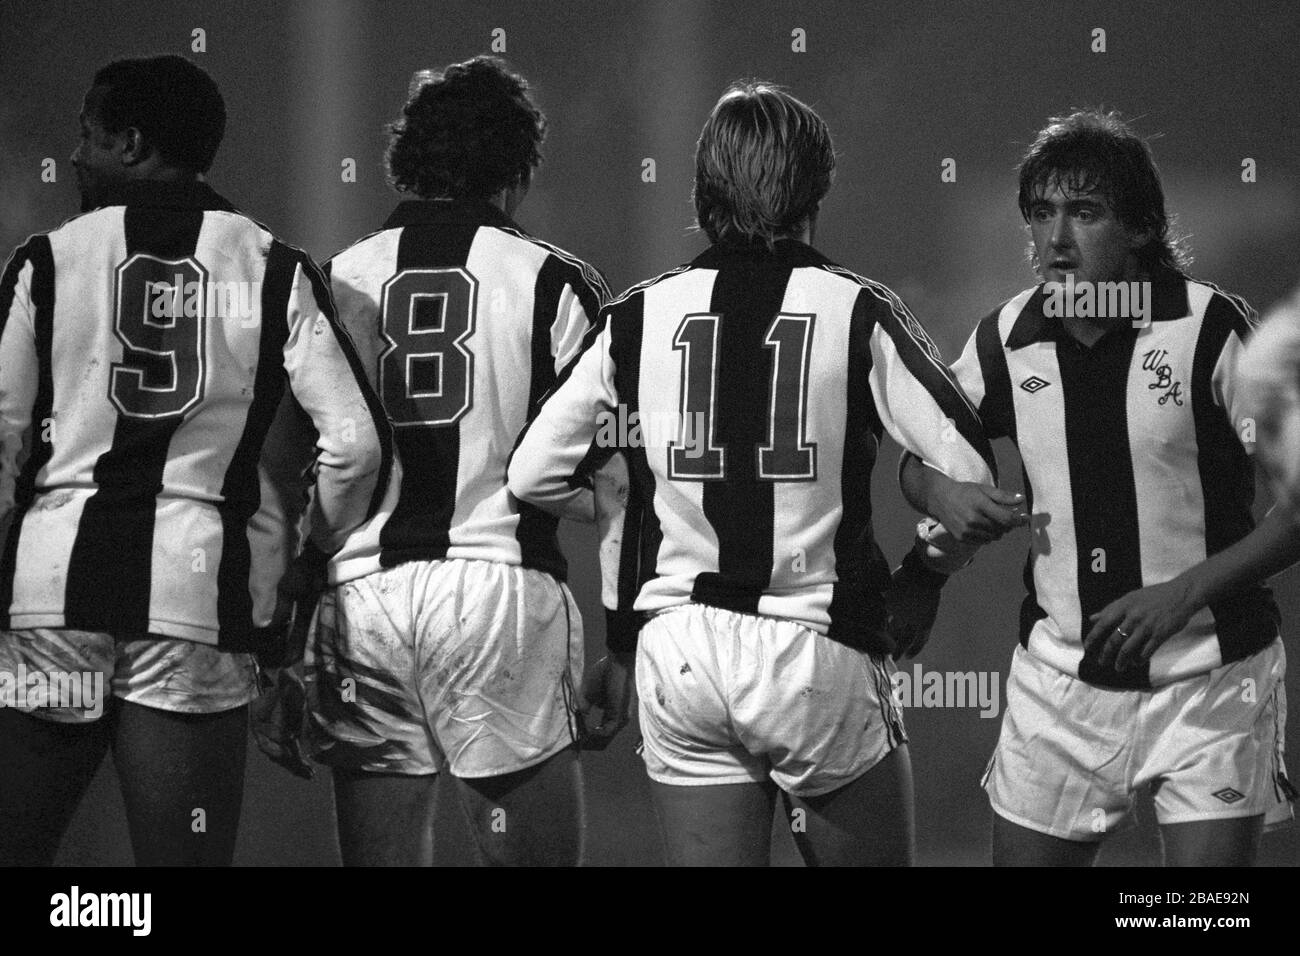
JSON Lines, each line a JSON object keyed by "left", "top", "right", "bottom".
{"left": 305, "top": 558, "right": 583, "bottom": 778}
{"left": 636, "top": 604, "right": 906, "bottom": 798}
{"left": 984, "top": 641, "right": 1294, "bottom": 841}
{"left": 0, "top": 628, "right": 257, "bottom": 723}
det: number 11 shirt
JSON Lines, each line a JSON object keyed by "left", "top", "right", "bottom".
{"left": 509, "top": 237, "right": 997, "bottom": 652}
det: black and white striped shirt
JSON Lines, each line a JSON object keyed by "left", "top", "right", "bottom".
{"left": 325, "top": 199, "right": 609, "bottom": 583}
{"left": 0, "top": 180, "right": 390, "bottom": 649}
{"left": 510, "top": 237, "right": 997, "bottom": 651}
{"left": 954, "top": 271, "right": 1279, "bottom": 688}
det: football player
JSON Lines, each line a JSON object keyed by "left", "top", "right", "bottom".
{"left": 0, "top": 54, "right": 389, "bottom": 866}
{"left": 509, "top": 81, "right": 999, "bottom": 866}
{"left": 299, "top": 57, "right": 609, "bottom": 866}
{"left": 902, "top": 110, "right": 1300, "bottom": 865}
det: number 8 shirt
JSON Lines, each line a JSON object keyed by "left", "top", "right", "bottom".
{"left": 323, "top": 198, "right": 609, "bottom": 585}
{"left": 509, "top": 237, "right": 998, "bottom": 652}
{"left": 0, "top": 180, "right": 390, "bottom": 648}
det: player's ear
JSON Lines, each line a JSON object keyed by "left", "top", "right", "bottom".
{"left": 118, "top": 126, "right": 149, "bottom": 167}
{"left": 1125, "top": 224, "right": 1153, "bottom": 252}
{"left": 504, "top": 178, "right": 529, "bottom": 217}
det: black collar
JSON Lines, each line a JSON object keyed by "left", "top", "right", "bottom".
{"left": 692, "top": 236, "right": 832, "bottom": 270}
{"left": 1005, "top": 270, "right": 1192, "bottom": 350}
{"left": 95, "top": 179, "right": 237, "bottom": 213}
{"left": 381, "top": 197, "right": 520, "bottom": 232}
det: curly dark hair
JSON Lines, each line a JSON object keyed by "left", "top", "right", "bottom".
{"left": 1017, "top": 109, "right": 1189, "bottom": 273}
{"left": 386, "top": 56, "right": 546, "bottom": 200}
{"left": 90, "top": 54, "right": 226, "bottom": 174}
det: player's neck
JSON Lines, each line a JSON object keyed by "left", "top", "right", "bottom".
{"left": 128, "top": 165, "right": 203, "bottom": 187}
{"left": 1058, "top": 257, "right": 1143, "bottom": 347}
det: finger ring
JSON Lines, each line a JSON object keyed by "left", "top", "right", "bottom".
{"left": 1115, "top": 628, "right": 1130, "bottom": 638}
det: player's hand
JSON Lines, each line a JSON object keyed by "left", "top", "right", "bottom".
{"left": 1083, "top": 577, "right": 1199, "bottom": 672}
{"left": 250, "top": 662, "right": 314, "bottom": 780}
{"left": 580, "top": 651, "right": 636, "bottom": 749}
{"left": 885, "top": 551, "right": 947, "bottom": 660}
{"left": 259, "top": 547, "right": 328, "bottom": 670}
{"left": 929, "top": 481, "right": 1027, "bottom": 545}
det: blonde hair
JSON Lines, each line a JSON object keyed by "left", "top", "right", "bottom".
{"left": 693, "top": 81, "right": 835, "bottom": 245}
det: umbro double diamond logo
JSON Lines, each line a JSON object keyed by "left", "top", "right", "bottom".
{"left": 1212, "top": 787, "right": 1245, "bottom": 804}
{"left": 1019, "top": 376, "right": 1051, "bottom": 393}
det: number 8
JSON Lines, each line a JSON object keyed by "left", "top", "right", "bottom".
{"left": 378, "top": 268, "right": 478, "bottom": 427}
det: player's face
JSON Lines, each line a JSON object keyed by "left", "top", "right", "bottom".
{"left": 1027, "top": 181, "right": 1143, "bottom": 287}
{"left": 71, "top": 88, "right": 127, "bottom": 211}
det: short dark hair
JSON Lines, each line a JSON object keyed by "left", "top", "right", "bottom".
{"left": 386, "top": 56, "right": 546, "bottom": 200}
{"left": 90, "top": 55, "right": 226, "bottom": 174}
{"left": 1017, "top": 109, "right": 1188, "bottom": 272}
{"left": 693, "top": 81, "right": 835, "bottom": 245}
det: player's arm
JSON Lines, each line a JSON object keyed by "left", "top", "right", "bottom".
{"left": 278, "top": 252, "right": 392, "bottom": 553}
{"left": 508, "top": 314, "right": 619, "bottom": 523}
{"left": 866, "top": 292, "right": 997, "bottom": 485}
{"left": 864, "top": 295, "right": 1015, "bottom": 657}
{"left": 583, "top": 451, "right": 639, "bottom": 745}
{"left": 550, "top": 264, "right": 611, "bottom": 373}
{"left": 1086, "top": 304, "right": 1300, "bottom": 670}
{"left": 0, "top": 243, "right": 42, "bottom": 552}
{"left": 898, "top": 323, "right": 1025, "bottom": 547}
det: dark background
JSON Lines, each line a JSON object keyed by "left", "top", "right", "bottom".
{"left": 1, "top": 0, "right": 1297, "bottom": 866}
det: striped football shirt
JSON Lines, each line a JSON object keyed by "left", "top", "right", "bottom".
{"left": 953, "top": 271, "right": 1279, "bottom": 688}
{"left": 509, "top": 237, "right": 997, "bottom": 651}
{"left": 0, "top": 180, "right": 390, "bottom": 649}
{"left": 324, "top": 198, "right": 609, "bottom": 584}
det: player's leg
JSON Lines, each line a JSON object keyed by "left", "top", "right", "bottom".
{"left": 332, "top": 769, "right": 438, "bottom": 866}
{"left": 108, "top": 636, "right": 258, "bottom": 866}
{"left": 648, "top": 779, "right": 778, "bottom": 866}
{"left": 782, "top": 745, "right": 916, "bottom": 867}
{"left": 453, "top": 745, "right": 583, "bottom": 866}
{"left": 743, "top": 627, "right": 914, "bottom": 866}
{"left": 304, "top": 573, "right": 442, "bottom": 866}
{"left": 0, "top": 707, "right": 113, "bottom": 865}
{"left": 112, "top": 700, "right": 248, "bottom": 866}
{"left": 0, "top": 628, "right": 117, "bottom": 865}
{"left": 992, "top": 815, "right": 1102, "bottom": 866}
{"left": 1149, "top": 640, "right": 1288, "bottom": 868}
{"left": 985, "top": 646, "right": 1133, "bottom": 866}
{"left": 1159, "top": 816, "right": 1263, "bottom": 866}
{"left": 636, "top": 606, "right": 778, "bottom": 866}
{"left": 427, "top": 562, "right": 586, "bottom": 866}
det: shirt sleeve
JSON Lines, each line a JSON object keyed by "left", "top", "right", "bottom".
{"left": 508, "top": 315, "right": 621, "bottom": 524}
{"left": 863, "top": 288, "right": 997, "bottom": 485}
{"left": 592, "top": 450, "right": 645, "bottom": 651}
{"left": 1208, "top": 294, "right": 1262, "bottom": 449}
{"left": 551, "top": 268, "right": 610, "bottom": 376}
{"left": 273, "top": 252, "right": 392, "bottom": 554}
{"left": 0, "top": 244, "right": 40, "bottom": 538}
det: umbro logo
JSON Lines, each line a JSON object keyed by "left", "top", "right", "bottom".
{"left": 1212, "top": 787, "right": 1245, "bottom": 804}
{"left": 1019, "top": 376, "right": 1051, "bottom": 393}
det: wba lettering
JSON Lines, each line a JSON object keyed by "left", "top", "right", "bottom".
{"left": 1141, "top": 349, "right": 1184, "bottom": 406}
